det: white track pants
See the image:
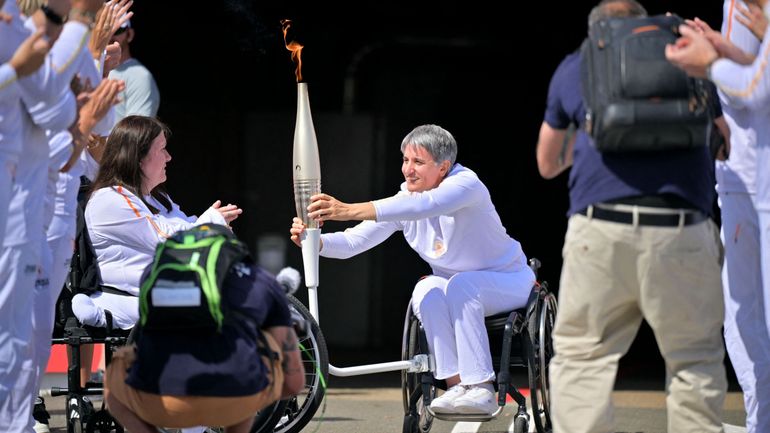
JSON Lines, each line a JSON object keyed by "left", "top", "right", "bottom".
{"left": 0, "top": 243, "right": 40, "bottom": 432}
{"left": 0, "top": 159, "right": 14, "bottom": 249}
{"left": 411, "top": 268, "right": 535, "bottom": 384}
{"left": 719, "top": 192, "right": 770, "bottom": 433}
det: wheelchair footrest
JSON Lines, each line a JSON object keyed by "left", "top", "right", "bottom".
{"left": 426, "top": 405, "right": 504, "bottom": 422}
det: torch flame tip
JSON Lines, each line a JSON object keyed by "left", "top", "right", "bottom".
{"left": 281, "top": 19, "right": 304, "bottom": 82}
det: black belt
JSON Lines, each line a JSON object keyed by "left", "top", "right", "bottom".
{"left": 578, "top": 206, "right": 707, "bottom": 227}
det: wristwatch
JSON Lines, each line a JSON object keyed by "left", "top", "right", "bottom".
{"left": 40, "top": 4, "right": 65, "bottom": 25}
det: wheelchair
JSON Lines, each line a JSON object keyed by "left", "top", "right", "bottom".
{"left": 258, "top": 258, "right": 556, "bottom": 433}
{"left": 250, "top": 293, "right": 329, "bottom": 433}
{"left": 49, "top": 310, "right": 133, "bottom": 433}
{"left": 400, "top": 258, "right": 557, "bottom": 433}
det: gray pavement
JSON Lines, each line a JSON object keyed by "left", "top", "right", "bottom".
{"left": 44, "top": 377, "right": 746, "bottom": 433}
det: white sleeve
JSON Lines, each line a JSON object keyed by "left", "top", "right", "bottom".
{"left": 156, "top": 195, "right": 224, "bottom": 225}
{"left": 373, "top": 171, "right": 486, "bottom": 222}
{"left": 0, "top": 63, "right": 18, "bottom": 100}
{"left": 86, "top": 187, "right": 225, "bottom": 254}
{"left": 80, "top": 150, "right": 99, "bottom": 181}
{"left": 17, "top": 21, "right": 89, "bottom": 105}
{"left": 710, "top": 35, "right": 770, "bottom": 111}
{"left": 723, "top": 0, "right": 761, "bottom": 55}
{"left": 48, "top": 130, "right": 73, "bottom": 171}
{"left": 196, "top": 207, "right": 228, "bottom": 225}
{"left": 320, "top": 220, "right": 401, "bottom": 259}
{"left": 23, "top": 80, "right": 77, "bottom": 131}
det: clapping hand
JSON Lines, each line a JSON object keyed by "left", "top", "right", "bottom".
{"left": 211, "top": 200, "right": 243, "bottom": 226}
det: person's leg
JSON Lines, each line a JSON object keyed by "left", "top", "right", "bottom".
{"left": 35, "top": 235, "right": 74, "bottom": 388}
{"left": 31, "top": 239, "right": 53, "bottom": 384}
{"left": 0, "top": 243, "right": 41, "bottom": 432}
{"left": 411, "top": 275, "right": 468, "bottom": 411}
{"left": 446, "top": 267, "right": 536, "bottom": 414}
{"left": 103, "top": 391, "right": 155, "bottom": 433}
{"left": 443, "top": 267, "right": 535, "bottom": 386}
{"left": 71, "top": 293, "right": 137, "bottom": 387}
{"left": 28, "top": 239, "right": 52, "bottom": 432}
{"left": 63, "top": 344, "right": 95, "bottom": 388}
{"left": 224, "top": 416, "right": 254, "bottom": 433}
{"left": 719, "top": 192, "right": 770, "bottom": 433}
{"left": 641, "top": 220, "right": 726, "bottom": 433}
{"left": 549, "top": 215, "right": 643, "bottom": 433}
{"left": 104, "top": 347, "right": 157, "bottom": 433}
{"left": 72, "top": 292, "right": 138, "bottom": 330}
{"left": 757, "top": 209, "right": 770, "bottom": 431}
{"left": 0, "top": 159, "right": 14, "bottom": 248}
{"left": 411, "top": 276, "right": 456, "bottom": 380}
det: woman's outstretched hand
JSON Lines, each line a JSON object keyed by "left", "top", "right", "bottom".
{"left": 307, "top": 193, "right": 375, "bottom": 222}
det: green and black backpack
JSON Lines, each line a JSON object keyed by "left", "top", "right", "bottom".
{"left": 139, "top": 224, "right": 251, "bottom": 333}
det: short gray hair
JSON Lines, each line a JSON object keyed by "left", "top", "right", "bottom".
{"left": 588, "top": 0, "right": 647, "bottom": 29}
{"left": 400, "top": 124, "right": 457, "bottom": 166}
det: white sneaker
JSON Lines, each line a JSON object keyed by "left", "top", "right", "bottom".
{"left": 33, "top": 421, "right": 50, "bottom": 433}
{"left": 429, "top": 385, "right": 468, "bottom": 413}
{"left": 452, "top": 384, "right": 498, "bottom": 415}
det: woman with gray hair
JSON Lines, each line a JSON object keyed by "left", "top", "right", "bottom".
{"left": 289, "top": 124, "right": 534, "bottom": 415}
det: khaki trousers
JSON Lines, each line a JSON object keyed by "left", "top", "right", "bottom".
{"left": 550, "top": 213, "right": 727, "bottom": 433}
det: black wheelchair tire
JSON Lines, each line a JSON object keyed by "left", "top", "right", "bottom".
{"left": 513, "top": 415, "right": 529, "bottom": 433}
{"left": 250, "top": 400, "right": 289, "bottom": 433}
{"left": 402, "top": 413, "right": 420, "bottom": 433}
{"left": 251, "top": 294, "right": 329, "bottom": 433}
{"left": 400, "top": 304, "right": 435, "bottom": 433}
{"left": 527, "top": 290, "right": 556, "bottom": 433}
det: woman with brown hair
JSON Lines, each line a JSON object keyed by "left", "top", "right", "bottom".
{"left": 71, "top": 115, "right": 242, "bottom": 329}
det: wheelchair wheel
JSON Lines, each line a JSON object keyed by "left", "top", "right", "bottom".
{"left": 252, "top": 294, "right": 329, "bottom": 433}
{"left": 526, "top": 288, "right": 557, "bottom": 433}
{"left": 513, "top": 415, "right": 529, "bottom": 433}
{"left": 401, "top": 302, "right": 435, "bottom": 433}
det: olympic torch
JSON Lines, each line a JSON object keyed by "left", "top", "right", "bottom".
{"left": 283, "top": 20, "right": 322, "bottom": 314}
{"left": 293, "top": 83, "right": 321, "bottom": 290}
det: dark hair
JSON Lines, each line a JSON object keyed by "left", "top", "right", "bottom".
{"left": 588, "top": 0, "right": 647, "bottom": 29}
{"left": 90, "top": 115, "right": 172, "bottom": 214}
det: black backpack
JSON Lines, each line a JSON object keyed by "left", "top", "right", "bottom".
{"left": 53, "top": 176, "right": 100, "bottom": 337}
{"left": 139, "top": 224, "right": 252, "bottom": 333}
{"left": 580, "top": 14, "right": 713, "bottom": 152}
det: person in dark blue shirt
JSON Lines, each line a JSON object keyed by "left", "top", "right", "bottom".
{"left": 535, "top": 1, "right": 728, "bottom": 432}
{"left": 103, "top": 257, "right": 305, "bottom": 433}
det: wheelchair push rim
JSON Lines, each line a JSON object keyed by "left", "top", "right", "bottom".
{"left": 251, "top": 294, "right": 329, "bottom": 433}
{"left": 401, "top": 301, "right": 436, "bottom": 433}
{"left": 527, "top": 287, "right": 557, "bottom": 433}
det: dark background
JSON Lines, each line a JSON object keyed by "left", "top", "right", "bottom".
{"left": 125, "top": 1, "right": 729, "bottom": 384}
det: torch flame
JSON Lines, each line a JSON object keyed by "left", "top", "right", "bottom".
{"left": 281, "top": 19, "right": 304, "bottom": 82}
